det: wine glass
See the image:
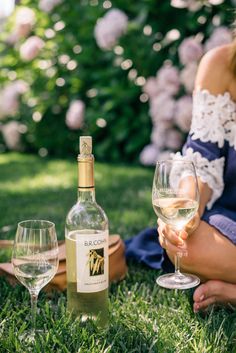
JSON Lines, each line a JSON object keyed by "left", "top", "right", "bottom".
{"left": 152, "top": 160, "right": 200, "bottom": 289}
{"left": 12, "top": 220, "right": 59, "bottom": 341}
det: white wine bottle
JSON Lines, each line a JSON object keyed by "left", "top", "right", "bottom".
{"left": 65, "top": 136, "right": 109, "bottom": 326}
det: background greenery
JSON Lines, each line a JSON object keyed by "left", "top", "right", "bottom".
{"left": 0, "top": 153, "right": 236, "bottom": 352}
{"left": 0, "top": 0, "right": 235, "bottom": 162}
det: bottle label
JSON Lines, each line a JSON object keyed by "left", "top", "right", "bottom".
{"left": 76, "top": 231, "right": 109, "bottom": 293}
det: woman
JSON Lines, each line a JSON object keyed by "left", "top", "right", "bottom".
{"left": 158, "top": 40, "right": 236, "bottom": 312}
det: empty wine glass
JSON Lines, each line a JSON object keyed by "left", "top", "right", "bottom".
{"left": 12, "top": 220, "right": 59, "bottom": 341}
{"left": 152, "top": 160, "right": 200, "bottom": 289}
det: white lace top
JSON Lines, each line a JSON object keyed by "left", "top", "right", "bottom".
{"left": 176, "top": 89, "right": 236, "bottom": 209}
{"left": 191, "top": 89, "right": 236, "bottom": 149}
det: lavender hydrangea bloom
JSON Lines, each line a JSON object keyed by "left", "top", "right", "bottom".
{"left": 94, "top": 9, "right": 128, "bottom": 50}
{"left": 165, "top": 128, "right": 183, "bottom": 150}
{"left": 66, "top": 100, "right": 85, "bottom": 130}
{"left": 151, "top": 123, "right": 182, "bottom": 151}
{"left": 204, "top": 27, "right": 232, "bottom": 52}
{"left": 143, "top": 77, "right": 160, "bottom": 99}
{"left": 174, "top": 95, "right": 193, "bottom": 132}
{"left": 151, "top": 126, "right": 167, "bottom": 149}
{"left": 178, "top": 37, "right": 203, "bottom": 65}
{"left": 150, "top": 92, "right": 176, "bottom": 124}
{"left": 157, "top": 150, "right": 172, "bottom": 161}
{"left": 139, "top": 143, "right": 173, "bottom": 166}
{"left": 180, "top": 62, "right": 198, "bottom": 93}
{"left": 151, "top": 121, "right": 173, "bottom": 148}
{"left": 156, "top": 65, "right": 180, "bottom": 96}
{"left": 139, "top": 144, "right": 160, "bottom": 165}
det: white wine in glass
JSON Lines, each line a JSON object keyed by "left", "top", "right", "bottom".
{"left": 152, "top": 160, "right": 200, "bottom": 289}
{"left": 12, "top": 220, "right": 59, "bottom": 341}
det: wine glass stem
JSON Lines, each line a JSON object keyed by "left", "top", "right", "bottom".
{"left": 173, "top": 228, "right": 183, "bottom": 277}
{"left": 30, "top": 292, "right": 38, "bottom": 333}
{"left": 175, "top": 253, "right": 181, "bottom": 276}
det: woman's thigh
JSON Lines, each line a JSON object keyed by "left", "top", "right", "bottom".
{"left": 166, "top": 221, "right": 236, "bottom": 283}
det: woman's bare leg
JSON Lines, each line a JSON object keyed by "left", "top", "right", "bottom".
{"left": 167, "top": 220, "right": 236, "bottom": 283}
{"left": 166, "top": 221, "right": 236, "bottom": 310}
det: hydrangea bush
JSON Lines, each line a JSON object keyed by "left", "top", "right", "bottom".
{"left": 0, "top": 0, "right": 234, "bottom": 163}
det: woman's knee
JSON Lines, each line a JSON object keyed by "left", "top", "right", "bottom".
{"left": 167, "top": 221, "right": 216, "bottom": 275}
{"left": 179, "top": 222, "right": 236, "bottom": 281}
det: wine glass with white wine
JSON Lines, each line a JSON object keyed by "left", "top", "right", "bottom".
{"left": 152, "top": 160, "right": 200, "bottom": 289}
{"left": 12, "top": 220, "right": 59, "bottom": 341}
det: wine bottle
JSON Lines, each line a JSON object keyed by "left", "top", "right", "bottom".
{"left": 65, "top": 136, "right": 109, "bottom": 326}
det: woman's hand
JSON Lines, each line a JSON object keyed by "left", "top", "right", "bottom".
{"left": 157, "top": 213, "right": 201, "bottom": 254}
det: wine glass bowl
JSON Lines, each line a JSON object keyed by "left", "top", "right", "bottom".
{"left": 12, "top": 220, "right": 59, "bottom": 341}
{"left": 152, "top": 160, "right": 200, "bottom": 289}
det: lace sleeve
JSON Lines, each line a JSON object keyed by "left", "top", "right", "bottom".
{"left": 173, "top": 149, "right": 225, "bottom": 209}
{"left": 190, "top": 89, "right": 235, "bottom": 148}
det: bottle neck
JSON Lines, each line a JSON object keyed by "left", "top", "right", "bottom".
{"left": 77, "top": 188, "right": 96, "bottom": 202}
{"left": 77, "top": 153, "right": 95, "bottom": 202}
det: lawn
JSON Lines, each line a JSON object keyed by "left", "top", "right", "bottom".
{"left": 0, "top": 153, "right": 236, "bottom": 353}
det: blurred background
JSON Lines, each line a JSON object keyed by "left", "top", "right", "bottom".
{"left": 0, "top": 0, "right": 235, "bottom": 164}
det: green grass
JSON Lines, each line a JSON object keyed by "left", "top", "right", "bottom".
{"left": 0, "top": 153, "right": 236, "bottom": 353}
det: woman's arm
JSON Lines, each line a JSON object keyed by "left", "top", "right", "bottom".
{"left": 189, "top": 45, "right": 231, "bottom": 218}
{"left": 158, "top": 45, "right": 231, "bottom": 249}
{"left": 197, "top": 179, "right": 212, "bottom": 218}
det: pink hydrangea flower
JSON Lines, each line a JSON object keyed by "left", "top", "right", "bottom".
{"left": 1, "top": 121, "right": 22, "bottom": 150}
{"left": 15, "top": 7, "right": 36, "bottom": 38}
{"left": 170, "top": 0, "right": 202, "bottom": 11}
{"left": 13, "top": 80, "right": 29, "bottom": 95}
{"left": 139, "top": 144, "right": 160, "bottom": 166}
{"left": 156, "top": 65, "right": 180, "bottom": 96}
{"left": 165, "top": 128, "right": 183, "bottom": 150}
{"left": 180, "top": 62, "right": 198, "bottom": 93}
{"left": 174, "top": 95, "right": 193, "bottom": 132}
{"left": 39, "top": 0, "right": 62, "bottom": 13}
{"left": 204, "top": 26, "right": 233, "bottom": 52}
{"left": 157, "top": 150, "right": 172, "bottom": 161}
{"left": 143, "top": 77, "right": 160, "bottom": 99}
{"left": 0, "top": 90, "right": 18, "bottom": 118}
{"left": 94, "top": 9, "right": 128, "bottom": 50}
{"left": 66, "top": 100, "right": 85, "bottom": 130}
{"left": 150, "top": 92, "right": 176, "bottom": 124}
{"left": 20, "top": 36, "right": 45, "bottom": 61}
{"left": 178, "top": 37, "right": 203, "bottom": 65}
{"left": 151, "top": 121, "right": 173, "bottom": 149}
{"left": 0, "top": 81, "right": 28, "bottom": 119}
{"left": 151, "top": 126, "right": 167, "bottom": 149}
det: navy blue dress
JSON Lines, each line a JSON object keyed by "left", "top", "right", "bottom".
{"left": 175, "top": 89, "right": 236, "bottom": 244}
{"left": 125, "top": 89, "right": 236, "bottom": 270}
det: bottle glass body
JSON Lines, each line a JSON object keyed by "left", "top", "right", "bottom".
{"left": 65, "top": 189, "right": 109, "bottom": 326}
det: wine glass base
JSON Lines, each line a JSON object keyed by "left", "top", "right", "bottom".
{"left": 156, "top": 272, "right": 200, "bottom": 290}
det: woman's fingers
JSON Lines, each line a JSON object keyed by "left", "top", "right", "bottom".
{"left": 159, "top": 232, "right": 166, "bottom": 249}
{"left": 179, "top": 229, "right": 188, "bottom": 240}
{"left": 158, "top": 229, "right": 187, "bottom": 254}
{"left": 161, "top": 225, "right": 185, "bottom": 247}
{"left": 157, "top": 219, "right": 188, "bottom": 254}
{"left": 165, "top": 239, "right": 186, "bottom": 255}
